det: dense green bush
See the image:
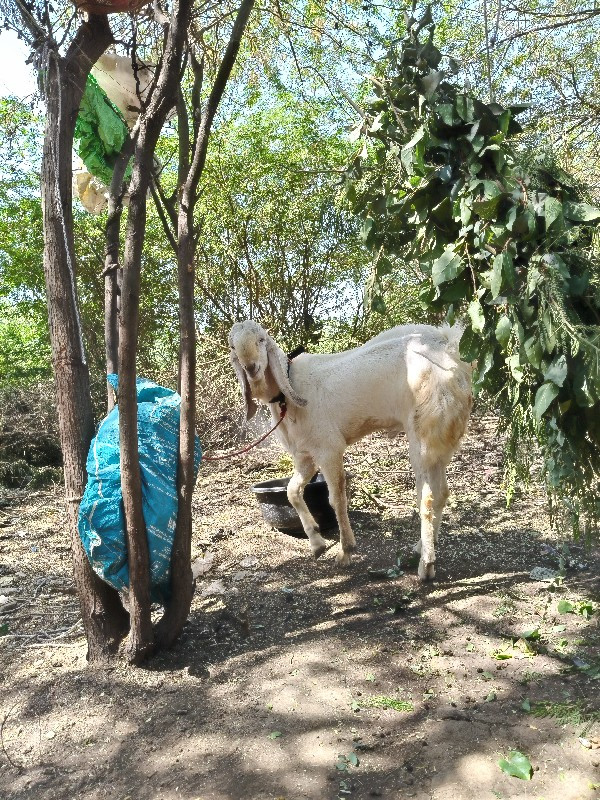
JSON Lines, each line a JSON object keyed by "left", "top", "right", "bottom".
{"left": 0, "top": 382, "right": 62, "bottom": 489}
{"left": 345, "top": 9, "right": 600, "bottom": 534}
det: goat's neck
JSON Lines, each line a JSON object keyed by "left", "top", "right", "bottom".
{"left": 248, "top": 367, "right": 280, "bottom": 406}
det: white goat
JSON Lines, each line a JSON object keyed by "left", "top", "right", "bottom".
{"left": 229, "top": 321, "right": 473, "bottom": 580}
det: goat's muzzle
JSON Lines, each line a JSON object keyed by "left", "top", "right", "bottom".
{"left": 245, "top": 362, "right": 260, "bottom": 378}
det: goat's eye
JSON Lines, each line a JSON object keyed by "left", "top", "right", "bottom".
{"left": 258, "top": 337, "right": 265, "bottom": 344}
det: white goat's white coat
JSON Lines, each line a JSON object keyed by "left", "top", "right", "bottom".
{"left": 228, "top": 321, "right": 473, "bottom": 580}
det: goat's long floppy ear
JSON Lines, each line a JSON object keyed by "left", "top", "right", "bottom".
{"left": 265, "top": 337, "right": 308, "bottom": 407}
{"left": 231, "top": 355, "right": 259, "bottom": 420}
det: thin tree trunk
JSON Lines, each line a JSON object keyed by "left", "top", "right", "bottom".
{"left": 156, "top": 0, "right": 256, "bottom": 648}
{"left": 119, "top": 0, "right": 193, "bottom": 664}
{"left": 104, "top": 143, "right": 133, "bottom": 413}
{"left": 40, "top": 15, "right": 129, "bottom": 663}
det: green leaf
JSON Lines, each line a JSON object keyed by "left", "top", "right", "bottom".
{"left": 495, "top": 315, "right": 512, "bottom": 349}
{"left": 491, "top": 650, "right": 512, "bottom": 660}
{"left": 544, "top": 355, "right": 567, "bottom": 387}
{"left": 376, "top": 256, "right": 394, "bottom": 277}
{"left": 455, "top": 94, "right": 474, "bottom": 122}
{"left": 507, "top": 353, "right": 523, "bottom": 382}
{"left": 520, "top": 628, "right": 541, "bottom": 641}
{"left": 521, "top": 699, "right": 531, "bottom": 712}
{"left": 524, "top": 335, "right": 543, "bottom": 369}
{"left": 573, "top": 363, "right": 598, "bottom": 407}
{"left": 431, "top": 196, "right": 453, "bottom": 225}
{"left": 418, "top": 70, "right": 443, "bottom": 99}
{"left": 491, "top": 254, "right": 503, "bottom": 299}
{"left": 498, "top": 750, "right": 533, "bottom": 780}
{"left": 402, "top": 126, "right": 425, "bottom": 151}
{"left": 459, "top": 326, "right": 479, "bottom": 362}
{"left": 557, "top": 599, "right": 575, "bottom": 614}
{"left": 360, "top": 217, "right": 375, "bottom": 243}
{"left": 534, "top": 382, "right": 560, "bottom": 421}
{"left": 490, "top": 252, "right": 514, "bottom": 299}
{"left": 437, "top": 103, "right": 456, "bottom": 126}
{"left": 468, "top": 299, "right": 485, "bottom": 333}
{"left": 268, "top": 731, "right": 283, "bottom": 739}
{"left": 544, "top": 196, "right": 564, "bottom": 230}
{"left": 472, "top": 194, "right": 504, "bottom": 220}
{"left": 347, "top": 752, "right": 360, "bottom": 767}
{"left": 432, "top": 247, "right": 463, "bottom": 287}
{"left": 474, "top": 345, "right": 494, "bottom": 386}
{"left": 482, "top": 180, "right": 501, "bottom": 198}
{"left": 563, "top": 201, "right": 600, "bottom": 222}
{"left": 370, "top": 293, "right": 387, "bottom": 314}
{"left": 459, "top": 198, "right": 472, "bottom": 225}
{"left": 511, "top": 209, "right": 536, "bottom": 237}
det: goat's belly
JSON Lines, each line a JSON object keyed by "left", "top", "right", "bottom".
{"left": 344, "top": 416, "right": 404, "bottom": 445}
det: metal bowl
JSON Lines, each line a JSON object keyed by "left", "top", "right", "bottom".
{"left": 252, "top": 473, "right": 337, "bottom": 535}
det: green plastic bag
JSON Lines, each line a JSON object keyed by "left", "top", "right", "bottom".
{"left": 74, "top": 74, "right": 131, "bottom": 187}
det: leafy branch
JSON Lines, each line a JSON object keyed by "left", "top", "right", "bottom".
{"left": 344, "top": 6, "right": 600, "bottom": 534}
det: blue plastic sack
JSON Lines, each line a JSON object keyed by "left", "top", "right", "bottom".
{"left": 78, "top": 375, "right": 202, "bottom": 603}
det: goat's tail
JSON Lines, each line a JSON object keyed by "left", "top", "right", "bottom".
{"left": 410, "top": 324, "right": 473, "bottom": 464}
{"left": 438, "top": 322, "right": 464, "bottom": 358}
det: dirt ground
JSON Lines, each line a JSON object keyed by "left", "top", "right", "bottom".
{"left": 0, "top": 414, "right": 599, "bottom": 800}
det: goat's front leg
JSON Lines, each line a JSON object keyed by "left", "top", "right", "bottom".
{"left": 318, "top": 454, "right": 355, "bottom": 567}
{"left": 287, "top": 454, "right": 329, "bottom": 558}
{"left": 412, "top": 462, "right": 449, "bottom": 581}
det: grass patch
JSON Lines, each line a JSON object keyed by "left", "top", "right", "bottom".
{"left": 527, "top": 700, "right": 600, "bottom": 730}
{"left": 361, "top": 695, "right": 413, "bottom": 712}
{"left": 493, "top": 593, "right": 517, "bottom": 618}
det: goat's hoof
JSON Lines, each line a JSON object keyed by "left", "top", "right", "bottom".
{"left": 310, "top": 534, "right": 329, "bottom": 559}
{"left": 312, "top": 542, "right": 328, "bottom": 559}
{"left": 417, "top": 560, "right": 435, "bottom": 581}
{"left": 335, "top": 550, "right": 353, "bottom": 567}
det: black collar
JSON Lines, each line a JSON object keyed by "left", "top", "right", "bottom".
{"left": 287, "top": 345, "right": 306, "bottom": 360}
{"left": 269, "top": 345, "right": 306, "bottom": 404}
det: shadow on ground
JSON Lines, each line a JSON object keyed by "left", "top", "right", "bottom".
{"left": 1, "top": 419, "right": 599, "bottom": 800}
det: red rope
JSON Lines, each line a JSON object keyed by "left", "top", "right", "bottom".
{"left": 202, "top": 404, "right": 287, "bottom": 462}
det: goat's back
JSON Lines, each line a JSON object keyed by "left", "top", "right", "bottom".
{"left": 287, "top": 324, "right": 472, "bottom": 454}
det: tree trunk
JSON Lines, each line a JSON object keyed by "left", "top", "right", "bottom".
{"left": 41, "top": 15, "right": 128, "bottom": 664}
{"left": 104, "top": 143, "right": 133, "bottom": 413}
{"left": 156, "top": 0, "right": 256, "bottom": 648}
{"left": 154, "top": 218, "right": 196, "bottom": 647}
{"left": 119, "top": 0, "right": 193, "bottom": 664}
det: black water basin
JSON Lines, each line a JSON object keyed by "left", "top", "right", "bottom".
{"left": 252, "top": 473, "right": 337, "bottom": 535}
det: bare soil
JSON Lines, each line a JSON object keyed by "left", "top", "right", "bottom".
{"left": 0, "top": 415, "right": 599, "bottom": 800}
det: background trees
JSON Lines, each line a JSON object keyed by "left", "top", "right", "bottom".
{"left": 0, "top": 0, "right": 599, "bottom": 663}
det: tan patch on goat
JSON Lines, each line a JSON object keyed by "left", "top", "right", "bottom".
{"left": 421, "top": 491, "right": 434, "bottom": 522}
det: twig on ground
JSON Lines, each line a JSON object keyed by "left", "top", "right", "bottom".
{"left": 0, "top": 704, "right": 24, "bottom": 771}
{"left": 358, "top": 486, "right": 391, "bottom": 510}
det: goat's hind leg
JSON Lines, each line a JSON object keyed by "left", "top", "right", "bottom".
{"left": 287, "top": 455, "right": 329, "bottom": 558}
{"left": 415, "top": 463, "right": 448, "bottom": 581}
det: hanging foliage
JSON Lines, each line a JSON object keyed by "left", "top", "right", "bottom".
{"left": 345, "top": 6, "right": 600, "bottom": 533}
{"left": 74, "top": 74, "right": 131, "bottom": 188}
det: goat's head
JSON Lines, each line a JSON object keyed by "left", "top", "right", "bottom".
{"left": 228, "top": 321, "right": 307, "bottom": 420}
